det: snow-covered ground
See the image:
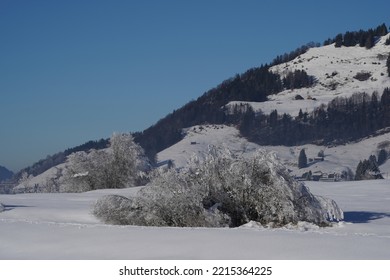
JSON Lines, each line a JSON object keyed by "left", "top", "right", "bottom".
{"left": 1, "top": 179, "right": 389, "bottom": 259}
{"left": 157, "top": 125, "right": 259, "bottom": 168}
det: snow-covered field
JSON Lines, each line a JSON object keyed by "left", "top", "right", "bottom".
{"left": 1, "top": 179, "right": 389, "bottom": 260}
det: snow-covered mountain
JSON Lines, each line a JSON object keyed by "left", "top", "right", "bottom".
{"left": 156, "top": 32, "right": 390, "bottom": 177}
{"left": 227, "top": 33, "right": 390, "bottom": 116}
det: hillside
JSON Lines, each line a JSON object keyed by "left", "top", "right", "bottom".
{"left": 227, "top": 34, "right": 390, "bottom": 117}
{"left": 136, "top": 28, "right": 390, "bottom": 159}
{"left": 0, "top": 165, "right": 13, "bottom": 182}
{"left": 14, "top": 24, "right": 390, "bottom": 180}
{"left": 157, "top": 125, "right": 390, "bottom": 180}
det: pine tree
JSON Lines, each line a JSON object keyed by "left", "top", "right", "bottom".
{"left": 355, "top": 156, "right": 383, "bottom": 180}
{"left": 375, "top": 23, "right": 388, "bottom": 36}
{"left": 365, "top": 33, "right": 374, "bottom": 49}
{"left": 377, "top": 149, "right": 388, "bottom": 166}
{"left": 334, "top": 34, "right": 343, "bottom": 48}
{"left": 298, "top": 149, "right": 308, "bottom": 169}
{"left": 387, "top": 54, "right": 390, "bottom": 77}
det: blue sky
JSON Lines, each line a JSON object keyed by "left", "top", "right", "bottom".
{"left": 1, "top": 0, "right": 389, "bottom": 172}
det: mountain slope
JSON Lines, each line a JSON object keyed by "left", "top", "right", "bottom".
{"left": 157, "top": 124, "right": 390, "bottom": 179}
{"left": 0, "top": 165, "right": 13, "bottom": 182}
{"left": 227, "top": 33, "right": 390, "bottom": 117}
{"left": 137, "top": 32, "right": 390, "bottom": 160}
{"left": 157, "top": 124, "right": 260, "bottom": 168}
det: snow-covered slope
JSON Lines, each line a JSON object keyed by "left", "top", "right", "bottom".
{"left": 264, "top": 131, "right": 390, "bottom": 178}
{"left": 157, "top": 124, "right": 259, "bottom": 168}
{"left": 228, "top": 34, "right": 390, "bottom": 116}
{"left": 157, "top": 124, "right": 390, "bottom": 179}
{"left": 13, "top": 163, "right": 66, "bottom": 193}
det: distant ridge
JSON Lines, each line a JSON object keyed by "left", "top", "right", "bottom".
{"left": 0, "top": 165, "right": 14, "bottom": 182}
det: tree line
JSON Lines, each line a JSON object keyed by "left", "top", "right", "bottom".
{"left": 324, "top": 23, "right": 388, "bottom": 49}
{"left": 238, "top": 88, "right": 390, "bottom": 146}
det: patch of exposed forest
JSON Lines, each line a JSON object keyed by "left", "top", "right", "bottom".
{"left": 237, "top": 88, "right": 390, "bottom": 146}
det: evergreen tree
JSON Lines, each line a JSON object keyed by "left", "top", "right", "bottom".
{"left": 298, "top": 149, "right": 308, "bottom": 169}
{"left": 334, "top": 34, "right": 343, "bottom": 48}
{"left": 355, "top": 161, "right": 364, "bottom": 180}
{"left": 365, "top": 33, "right": 374, "bottom": 49}
{"left": 375, "top": 23, "right": 388, "bottom": 36}
{"left": 387, "top": 54, "right": 390, "bottom": 77}
{"left": 355, "top": 156, "right": 383, "bottom": 180}
{"left": 377, "top": 149, "right": 388, "bottom": 166}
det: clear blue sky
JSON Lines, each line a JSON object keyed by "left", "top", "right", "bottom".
{"left": 1, "top": 0, "right": 389, "bottom": 172}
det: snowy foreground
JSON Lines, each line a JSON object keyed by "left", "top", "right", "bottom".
{"left": 1, "top": 180, "right": 390, "bottom": 260}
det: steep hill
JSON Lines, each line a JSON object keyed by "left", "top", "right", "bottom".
{"left": 16, "top": 24, "right": 390, "bottom": 180}
{"left": 227, "top": 34, "right": 390, "bottom": 116}
{"left": 136, "top": 27, "right": 390, "bottom": 159}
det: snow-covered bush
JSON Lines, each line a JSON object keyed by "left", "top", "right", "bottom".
{"left": 0, "top": 202, "right": 5, "bottom": 212}
{"left": 181, "top": 146, "right": 343, "bottom": 227}
{"left": 92, "top": 195, "right": 139, "bottom": 225}
{"left": 63, "top": 133, "right": 147, "bottom": 192}
{"left": 134, "top": 169, "right": 230, "bottom": 227}
{"left": 93, "top": 147, "right": 343, "bottom": 228}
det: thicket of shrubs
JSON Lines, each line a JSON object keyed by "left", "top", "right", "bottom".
{"left": 93, "top": 147, "right": 343, "bottom": 228}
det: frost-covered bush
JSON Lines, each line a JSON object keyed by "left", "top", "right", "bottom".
{"left": 93, "top": 147, "right": 343, "bottom": 228}
{"left": 180, "top": 147, "right": 343, "bottom": 227}
{"left": 63, "top": 133, "right": 147, "bottom": 192}
{"left": 134, "top": 169, "right": 230, "bottom": 227}
{"left": 92, "top": 195, "right": 139, "bottom": 225}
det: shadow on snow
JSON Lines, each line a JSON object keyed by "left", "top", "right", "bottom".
{"left": 343, "top": 211, "right": 390, "bottom": 223}
{"left": 2, "top": 204, "right": 34, "bottom": 211}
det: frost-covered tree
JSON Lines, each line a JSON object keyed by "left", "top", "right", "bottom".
{"left": 107, "top": 133, "right": 146, "bottom": 188}
{"left": 94, "top": 146, "right": 343, "bottom": 227}
{"left": 63, "top": 133, "right": 146, "bottom": 192}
